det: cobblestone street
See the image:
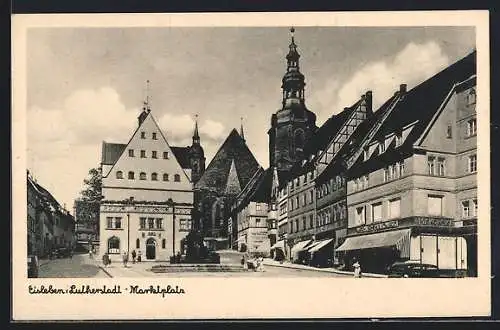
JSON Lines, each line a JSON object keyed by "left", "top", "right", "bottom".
{"left": 38, "top": 253, "right": 109, "bottom": 278}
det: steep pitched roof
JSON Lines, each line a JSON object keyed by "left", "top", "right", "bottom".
{"left": 315, "top": 94, "right": 398, "bottom": 184}
{"left": 250, "top": 167, "right": 273, "bottom": 203}
{"left": 349, "top": 50, "right": 476, "bottom": 177}
{"left": 195, "top": 129, "right": 261, "bottom": 195}
{"left": 225, "top": 159, "right": 242, "bottom": 195}
{"left": 170, "top": 146, "right": 191, "bottom": 169}
{"left": 288, "top": 101, "right": 361, "bottom": 179}
{"left": 101, "top": 142, "right": 127, "bottom": 165}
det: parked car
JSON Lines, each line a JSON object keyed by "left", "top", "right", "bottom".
{"left": 27, "top": 255, "right": 39, "bottom": 278}
{"left": 387, "top": 261, "right": 466, "bottom": 278}
{"left": 56, "top": 247, "right": 72, "bottom": 258}
{"left": 387, "top": 261, "right": 440, "bottom": 278}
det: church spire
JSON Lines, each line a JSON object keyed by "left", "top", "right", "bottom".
{"left": 281, "top": 27, "right": 306, "bottom": 105}
{"left": 193, "top": 114, "right": 200, "bottom": 145}
{"left": 240, "top": 117, "right": 245, "bottom": 142}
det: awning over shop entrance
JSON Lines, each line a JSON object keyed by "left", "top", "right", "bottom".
{"left": 270, "top": 240, "right": 285, "bottom": 250}
{"left": 308, "top": 238, "right": 334, "bottom": 253}
{"left": 291, "top": 240, "right": 312, "bottom": 256}
{"left": 336, "top": 229, "right": 410, "bottom": 257}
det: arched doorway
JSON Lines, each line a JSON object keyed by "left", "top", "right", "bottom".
{"left": 146, "top": 238, "right": 156, "bottom": 260}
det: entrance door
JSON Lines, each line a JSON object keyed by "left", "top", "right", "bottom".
{"left": 146, "top": 238, "right": 156, "bottom": 260}
{"left": 421, "top": 235, "right": 437, "bottom": 266}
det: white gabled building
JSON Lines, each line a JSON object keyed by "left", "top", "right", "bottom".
{"left": 99, "top": 103, "right": 204, "bottom": 262}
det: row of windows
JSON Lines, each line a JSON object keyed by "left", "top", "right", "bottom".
{"left": 128, "top": 149, "right": 169, "bottom": 159}
{"left": 289, "top": 214, "right": 315, "bottom": 233}
{"left": 354, "top": 198, "right": 401, "bottom": 225}
{"left": 140, "top": 131, "right": 158, "bottom": 140}
{"left": 139, "top": 217, "right": 163, "bottom": 230}
{"left": 317, "top": 176, "right": 345, "bottom": 199}
{"left": 353, "top": 175, "right": 369, "bottom": 192}
{"left": 116, "top": 171, "right": 181, "bottom": 182}
{"left": 428, "top": 157, "right": 446, "bottom": 176}
{"left": 317, "top": 202, "right": 347, "bottom": 227}
{"left": 383, "top": 161, "right": 405, "bottom": 182}
{"left": 289, "top": 190, "right": 314, "bottom": 211}
{"left": 289, "top": 171, "right": 315, "bottom": 191}
{"left": 107, "top": 217, "right": 192, "bottom": 231}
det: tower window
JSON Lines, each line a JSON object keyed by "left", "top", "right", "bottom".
{"left": 151, "top": 172, "right": 158, "bottom": 181}
{"left": 163, "top": 173, "right": 169, "bottom": 181}
{"left": 468, "top": 154, "right": 477, "bottom": 173}
{"left": 141, "top": 132, "right": 146, "bottom": 139}
{"left": 152, "top": 151, "right": 157, "bottom": 159}
{"left": 116, "top": 171, "right": 123, "bottom": 179}
{"left": 140, "top": 172, "right": 147, "bottom": 180}
{"left": 152, "top": 132, "right": 157, "bottom": 140}
{"left": 163, "top": 151, "right": 169, "bottom": 159}
{"left": 128, "top": 171, "right": 135, "bottom": 180}
{"left": 128, "top": 149, "right": 134, "bottom": 157}
{"left": 174, "top": 174, "right": 181, "bottom": 182}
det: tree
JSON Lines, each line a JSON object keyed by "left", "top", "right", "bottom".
{"left": 75, "top": 167, "right": 103, "bottom": 237}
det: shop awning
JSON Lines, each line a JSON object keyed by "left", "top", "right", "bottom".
{"left": 270, "top": 240, "right": 285, "bottom": 250}
{"left": 308, "top": 238, "right": 334, "bottom": 253}
{"left": 290, "top": 240, "right": 313, "bottom": 256}
{"left": 336, "top": 229, "right": 411, "bottom": 256}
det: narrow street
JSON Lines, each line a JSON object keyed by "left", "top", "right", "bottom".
{"left": 38, "top": 253, "right": 109, "bottom": 278}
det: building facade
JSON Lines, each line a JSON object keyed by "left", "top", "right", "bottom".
{"left": 338, "top": 51, "right": 477, "bottom": 276}
{"left": 27, "top": 171, "right": 75, "bottom": 258}
{"left": 99, "top": 103, "right": 204, "bottom": 261}
{"left": 194, "top": 128, "right": 261, "bottom": 250}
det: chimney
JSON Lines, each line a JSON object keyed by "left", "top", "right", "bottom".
{"left": 400, "top": 84, "right": 407, "bottom": 94}
{"left": 365, "top": 90, "right": 373, "bottom": 113}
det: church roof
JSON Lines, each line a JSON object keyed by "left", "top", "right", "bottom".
{"left": 170, "top": 146, "right": 191, "bottom": 169}
{"left": 101, "top": 142, "right": 127, "bottom": 165}
{"left": 195, "top": 129, "right": 261, "bottom": 195}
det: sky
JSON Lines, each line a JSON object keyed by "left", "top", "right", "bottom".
{"left": 26, "top": 26, "right": 475, "bottom": 212}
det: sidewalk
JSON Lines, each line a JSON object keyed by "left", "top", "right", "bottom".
{"left": 262, "top": 258, "right": 388, "bottom": 278}
{"left": 90, "top": 257, "right": 158, "bottom": 278}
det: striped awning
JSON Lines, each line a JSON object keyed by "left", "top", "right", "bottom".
{"left": 270, "top": 240, "right": 285, "bottom": 250}
{"left": 308, "top": 239, "right": 334, "bottom": 253}
{"left": 291, "top": 240, "right": 313, "bottom": 257}
{"left": 335, "top": 229, "right": 411, "bottom": 258}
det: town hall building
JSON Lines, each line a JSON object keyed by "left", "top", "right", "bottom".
{"left": 99, "top": 101, "right": 205, "bottom": 261}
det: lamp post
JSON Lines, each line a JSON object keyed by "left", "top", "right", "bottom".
{"left": 167, "top": 198, "right": 176, "bottom": 258}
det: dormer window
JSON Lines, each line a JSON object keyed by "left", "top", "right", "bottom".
{"left": 116, "top": 171, "right": 123, "bottom": 179}
{"left": 174, "top": 174, "right": 181, "bottom": 182}
{"left": 140, "top": 172, "right": 147, "bottom": 180}
{"left": 467, "top": 88, "right": 476, "bottom": 106}
{"left": 163, "top": 151, "right": 169, "bottom": 159}
{"left": 163, "top": 173, "right": 169, "bottom": 181}
{"left": 152, "top": 132, "right": 157, "bottom": 140}
{"left": 128, "top": 149, "right": 134, "bottom": 157}
{"left": 128, "top": 171, "right": 135, "bottom": 180}
{"left": 395, "top": 133, "right": 402, "bottom": 147}
{"left": 151, "top": 173, "right": 158, "bottom": 181}
{"left": 141, "top": 132, "right": 146, "bottom": 139}
{"left": 379, "top": 141, "right": 386, "bottom": 154}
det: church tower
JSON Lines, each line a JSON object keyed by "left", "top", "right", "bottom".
{"left": 189, "top": 115, "right": 206, "bottom": 184}
{"left": 268, "top": 27, "right": 317, "bottom": 172}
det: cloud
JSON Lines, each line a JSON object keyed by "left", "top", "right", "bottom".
{"left": 27, "top": 87, "right": 228, "bottom": 210}
{"left": 309, "top": 41, "right": 450, "bottom": 123}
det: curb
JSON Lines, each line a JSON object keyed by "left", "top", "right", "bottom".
{"left": 263, "top": 262, "right": 388, "bottom": 278}
{"left": 97, "top": 264, "right": 113, "bottom": 278}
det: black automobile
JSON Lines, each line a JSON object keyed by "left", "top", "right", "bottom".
{"left": 387, "top": 261, "right": 441, "bottom": 278}
{"left": 27, "top": 255, "right": 39, "bottom": 278}
{"left": 56, "top": 247, "right": 72, "bottom": 258}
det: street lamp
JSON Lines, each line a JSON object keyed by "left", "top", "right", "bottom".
{"left": 167, "top": 198, "right": 176, "bottom": 258}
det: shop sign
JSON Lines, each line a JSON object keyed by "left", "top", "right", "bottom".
{"left": 414, "top": 217, "right": 453, "bottom": 227}
{"left": 355, "top": 220, "right": 399, "bottom": 234}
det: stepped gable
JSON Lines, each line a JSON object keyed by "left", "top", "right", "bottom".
{"left": 170, "top": 146, "right": 191, "bottom": 169}
{"left": 195, "top": 129, "right": 261, "bottom": 195}
{"left": 101, "top": 142, "right": 127, "bottom": 165}
{"left": 315, "top": 94, "right": 398, "bottom": 184}
{"left": 350, "top": 50, "right": 476, "bottom": 176}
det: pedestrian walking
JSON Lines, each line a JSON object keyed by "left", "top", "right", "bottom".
{"left": 137, "top": 250, "right": 142, "bottom": 262}
{"left": 131, "top": 250, "right": 137, "bottom": 264}
{"left": 353, "top": 258, "right": 362, "bottom": 278}
{"left": 102, "top": 253, "right": 110, "bottom": 267}
{"left": 122, "top": 250, "right": 129, "bottom": 268}
{"left": 258, "top": 257, "right": 265, "bottom": 272}
{"left": 88, "top": 248, "right": 93, "bottom": 259}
